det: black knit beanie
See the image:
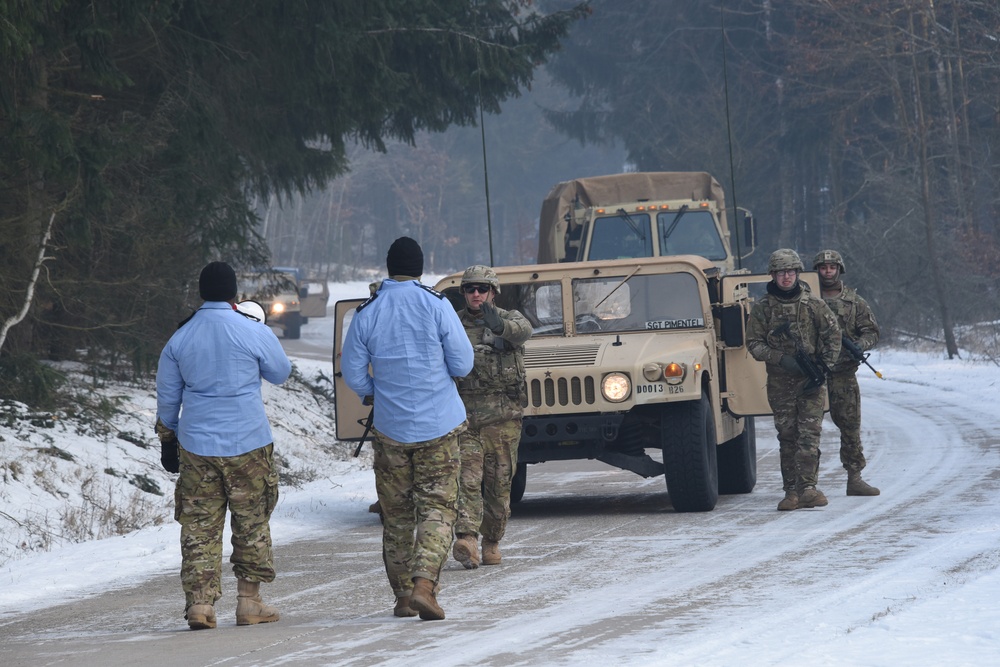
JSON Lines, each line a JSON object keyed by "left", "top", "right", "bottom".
{"left": 386, "top": 236, "right": 424, "bottom": 277}
{"left": 199, "top": 261, "right": 238, "bottom": 302}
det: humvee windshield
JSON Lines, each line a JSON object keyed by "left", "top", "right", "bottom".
{"left": 493, "top": 273, "right": 704, "bottom": 337}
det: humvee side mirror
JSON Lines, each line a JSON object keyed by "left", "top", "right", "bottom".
{"left": 719, "top": 304, "right": 745, "bottom": 347}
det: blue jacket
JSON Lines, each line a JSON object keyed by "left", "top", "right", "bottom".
{"left": 156, "top": 301, "right": 292, "bottom": 457}
{"left": 342, "top": 279, "right": 473, "bottom": 443}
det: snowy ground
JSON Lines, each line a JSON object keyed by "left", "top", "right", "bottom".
{"left": 0, "top": 280, "right": 998, "bottom": 665}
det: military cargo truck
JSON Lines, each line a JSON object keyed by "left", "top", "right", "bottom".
{"left": 332, "top": 258, "right": 821, "bottom": 512}
{"left": 538, "top": 171, "right": 756, "bottom": 270}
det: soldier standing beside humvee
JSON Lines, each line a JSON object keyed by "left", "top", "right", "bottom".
{"left": 813, "top": 250, "right": 881, "bottom": 497}
{"left": 747, "top": 249, "right": 842, "bottom": 511}
{"left": 451, "top": 265, "right": 532, "bottom": 569}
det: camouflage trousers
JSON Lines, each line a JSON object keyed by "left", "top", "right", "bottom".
{"left": 175, "top": 444, "right": 278, "bottom": 609}
{"left": 455, "top": 417, "right": 521, "bottom": 542}
{"left": 373, "top": 423, "right": 463, "bottom": 598}
{"left": 766, "top": 374, "right": 825, "bottom": 492}
{"left": 828, "top": 371, "right": 867, "bottom": 473}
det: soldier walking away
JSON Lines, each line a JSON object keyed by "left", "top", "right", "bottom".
{"left": 747, "top": 249, "right": 841, "bottom": 511}
{"left": 813, "top": 250, "right": 881, "bottom": 496}
{"left": 341, "top": 237, "right": 474, "bottom": 620}
{"left": 452, "top": 266, "right": 532, "bottom": 569}
{"left": 156, "top": 261, "right": 292, "bottom": 630}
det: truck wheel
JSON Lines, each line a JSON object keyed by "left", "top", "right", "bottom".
{"left": 284, "top": 312, "right": 302, "bottom": 339}
{"left": 717, "top": 416, "right": 757, "bottom": 495}
{"left": 510, "top": 462, "right": 527, "bottom": 504}
{"left": 660, "top": 389, "right": 719, "bottom": 512}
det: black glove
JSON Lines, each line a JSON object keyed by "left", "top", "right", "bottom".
{"left": 778, "top": 354, "right": 804, "bottom": 375}
{"left": 480, "top": 302, "right": 504, "bottom": 335}
{"left": 362, "top": 394, "right": 374, "bottom": 406}
{"left": 160, "top": 439, "right": 180, "bottom": 473}
{"left": 155, "top": 418, "right": 180, "bottom": 473}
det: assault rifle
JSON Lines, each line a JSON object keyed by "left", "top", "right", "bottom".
{"left": 774, "top": 322, "right": 829, "bottom": 394}
{"left": 841, "top": 335, "right": 884, "bottom": 379}
{"left": 353, "top": 406, "right": 374, "bottom": 457}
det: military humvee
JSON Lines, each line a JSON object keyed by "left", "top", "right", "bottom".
{"left": 332, "top": 257, "right": 820, "bottom": 512}
{"left": 239, "top": 267, "right": 329, "bottom": 339}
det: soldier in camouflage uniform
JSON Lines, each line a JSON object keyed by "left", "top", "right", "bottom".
{"left": 452, "top": 265, "right": 532, "bottom": 569}
{"left": 156, "top": 261, "right": 291, "bottom": 630}
{"left": 814, "top": 250, "right": 881, "bottom": 496}
{"left": 747, "top": 249, "right": 841, "bottom": 511}
{"left": 342, "top": 237, "right": 474, "bottom": 620}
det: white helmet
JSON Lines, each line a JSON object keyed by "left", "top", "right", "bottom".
{"left": 236, "top": 300, "right": 267, "bottom": 324}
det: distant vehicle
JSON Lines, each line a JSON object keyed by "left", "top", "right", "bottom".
{"left": 239, "top": 267, "right": 329, "bottom": 339}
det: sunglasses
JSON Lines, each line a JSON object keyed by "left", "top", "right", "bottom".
{"left": 462, "top": 283, "right": 492, "bottom": 295}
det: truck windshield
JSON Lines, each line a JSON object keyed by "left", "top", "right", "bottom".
{"left": 656, "top": 210, "right": 727, "bottom": 260}
{"left": 571, "top": 273, "right": 704, "bottom": 333}
{"left": 587, "top": 213, "right": 654, "bottom": 260}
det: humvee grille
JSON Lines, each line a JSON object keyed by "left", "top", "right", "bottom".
{"left": 530, "top": 375, "right": 597, "bottom": 407}
{"left": 523, "top": 344, "right": 602, "bottom": 368}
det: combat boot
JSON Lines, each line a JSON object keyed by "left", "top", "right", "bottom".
{"left": 452, "top": 533, "right": 480, "bottom": 570}
{"left": 186, "top": 603, "right": 217, "bottom": 630}
{"left": 798, "top": 486, "right": 829, "bottom": 508}
{"left": 777, "top": 491, "right": 799, "bottom": 511}
{"left": 393, "top": 595, "right": 418, "bottom": 617}
{"left": 236, "top": 579, "right": 280, "bottom": 626}
{"left": 847, "top": 471, "right": 880, "bottom": 496}
{"left": 409, "top": 577, "right": 445, "bottom": 621}
{"left": 481, "top": 539, "right": 502, "bottom": 565}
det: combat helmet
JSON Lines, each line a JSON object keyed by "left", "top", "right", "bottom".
{"left": 767, "top": 248, "right": 804, "bottom": 273}
{"left": 813, "top": 249, "right": 846, "bottom": 274}
{"left": 461, "top": 264, "right": 501, "bottom": 294}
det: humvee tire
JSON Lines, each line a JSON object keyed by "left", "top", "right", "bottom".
{"left": 284, "top": 312, "right": 302, "bottom": 339}
{"left": 661, "top": 389, "right": 719, "bottom": 512}
{"left": 510, "top": 462, "right": 527, "bottom": 504}
{"left": 717, "top": 416, "right": 757, "bottom": 495}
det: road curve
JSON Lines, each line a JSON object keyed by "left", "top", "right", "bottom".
{"left": 1, "top": 372, "right": 998, "bottom": 666}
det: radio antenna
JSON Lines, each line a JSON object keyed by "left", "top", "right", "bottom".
{"left": 475, "top": 18, "right": 496, "bottom": 267}
{"left": 720, "top": 1, "right": 742, "bottom": 268}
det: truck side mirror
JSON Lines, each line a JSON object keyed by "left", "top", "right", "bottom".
{"left": 743, "top": 213, "right": 757, "bottom": 247}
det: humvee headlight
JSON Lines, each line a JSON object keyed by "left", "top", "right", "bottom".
{"left": 602, "top": 372, "right": 631, "bottom": 402}
{"left": 271, "top": 302, "right": 286, "bottom": 315}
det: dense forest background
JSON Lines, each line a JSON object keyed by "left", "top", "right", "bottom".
{"left": 261, "top": 0, "right": 1000, "bottom": 358}
{"left": 3, "top": 1, "right": 1000, "bottom": 405}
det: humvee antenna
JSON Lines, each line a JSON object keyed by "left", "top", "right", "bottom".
{"left": 720, "top": 2, "right": 743, "bottom": 268}
{"left": 475, "top": 18, "right": 496, "bottom": 267}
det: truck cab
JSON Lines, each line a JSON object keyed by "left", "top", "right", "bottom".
{"left": 538, "top": 171, "right": 756, "bottom": 272}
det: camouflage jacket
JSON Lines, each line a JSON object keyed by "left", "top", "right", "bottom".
{"left": 822, "top": 284, "right": 880, "bottom": 373}
{"left": 457, "top": 305, "right": 532, "bottom": 428}
{"left": 747, "top": 281, "right": 842, "bottom": 374}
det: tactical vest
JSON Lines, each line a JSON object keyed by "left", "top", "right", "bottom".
{"left": 458, "top": 313, "right": 527, "bottom": 405}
